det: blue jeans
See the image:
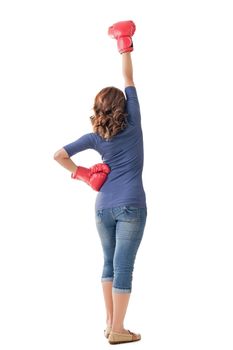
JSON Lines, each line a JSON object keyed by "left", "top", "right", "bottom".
{"left": 95, "top": 206, "right": 147, "bottom": 293}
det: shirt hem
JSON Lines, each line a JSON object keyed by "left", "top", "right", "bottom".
{"left": 95, "top": 201, "right": 147, "bottom": 211}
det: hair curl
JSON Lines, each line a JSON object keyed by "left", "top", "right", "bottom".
{"left": 90, "top": 87, "right": 127, "bottom": 140}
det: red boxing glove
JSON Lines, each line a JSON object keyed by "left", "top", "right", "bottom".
{"left": 89, "top": 172, "right": 108, "bottom": 191}
{"left": 71, "top": 163, "right": 111, "bottom": 191}
{"left": 108, "top": 20, "right": 136, "bottom": 54}
{"left": 89, "top": 163, "right": 111, "bottom": 175}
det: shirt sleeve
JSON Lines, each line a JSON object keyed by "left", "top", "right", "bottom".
{"left": 63, "top": 133, "right": 97, "bottom": 157}
{"left": 125, "top": 86, "right": 141, "bottom": 126}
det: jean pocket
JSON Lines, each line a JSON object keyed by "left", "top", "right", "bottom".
{"left": 95, "top": 209, "right": 103, "bottom": 224}
{"left": 122, "top": 206, "right": 139, "bottom": 222}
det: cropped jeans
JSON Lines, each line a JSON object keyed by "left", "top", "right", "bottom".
{"left": 95, "top": 206, "right": 147, "bottom": 293}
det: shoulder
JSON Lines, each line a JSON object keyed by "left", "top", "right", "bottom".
{"left": 80, "top": 132, "right": 101, "bottom": 148}
{"left": 63, "top": 132, "right": 99, "bottom": 156}
{"left": 86, "top": 132, "right": 105, "bottom": 149}
{"left": 89, "top": 131, "right": 101, "bottom": 142}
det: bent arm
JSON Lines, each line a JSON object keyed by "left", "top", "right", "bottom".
{"left": 54, "top": 148, "right": 78, "bottom": 173}
{"left": 122, "top": 52, "right": 135, "bottom": 88}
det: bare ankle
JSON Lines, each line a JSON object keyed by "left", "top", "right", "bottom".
{"left": 112, "top": 326, "right": 128, "bottom": 334}
{"left": 106, "top": 318, "right": 112, "bottom": 327}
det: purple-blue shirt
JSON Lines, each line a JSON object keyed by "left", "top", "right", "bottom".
{"left": 63, "top": 86, "right": 146, "bottom": 210}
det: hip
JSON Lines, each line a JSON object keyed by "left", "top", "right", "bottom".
{"left": 95, "top": 205, "right": 147, "bottom": 232}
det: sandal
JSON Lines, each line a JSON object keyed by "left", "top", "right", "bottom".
{"left": 108, "top": 330, "right": 141, "bottom": 344}
{"left": 104, "top": 325, "right": 112, "bottom": 338}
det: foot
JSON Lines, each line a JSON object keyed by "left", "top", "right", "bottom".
{"left": 108, "top": 329, "right": 141, "bottom": 344}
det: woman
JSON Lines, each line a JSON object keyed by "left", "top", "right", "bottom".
{"left": 54, "top": 21, "right": 147, "bottom": 345}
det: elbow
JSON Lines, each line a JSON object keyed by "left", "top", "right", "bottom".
{"left": 54, "top": 148, "right": 70, "bottom": 161}
{"left": 53, "top": 152, "right": 60, "bottom": 161}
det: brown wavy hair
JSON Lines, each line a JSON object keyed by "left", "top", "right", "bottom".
{"left": 90, "top": 87, "right": 127, "bottom": 140}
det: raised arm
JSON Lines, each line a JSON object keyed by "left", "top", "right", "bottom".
{"left": 122, "top": 52, "right": 134, "bottom": 88}
{"left": 108, "top": 20, "right": 136, "bottom": 88}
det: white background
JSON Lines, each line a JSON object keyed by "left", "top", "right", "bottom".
{"left": 0, "top": 0, "right": 233, "bottom": 349}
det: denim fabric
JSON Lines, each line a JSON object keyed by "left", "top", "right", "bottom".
{"left": 95, "top": 206, "right": 147, "bottom": 293}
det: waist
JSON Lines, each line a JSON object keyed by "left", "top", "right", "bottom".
{"left": 95, "top": 185, "right": 146, "bottom": 210}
